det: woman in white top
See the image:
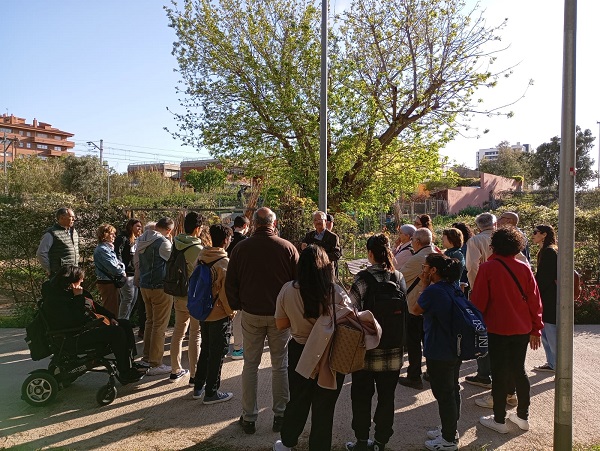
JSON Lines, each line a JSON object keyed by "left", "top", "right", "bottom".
{"left": 273, "top": 245, "right": 349, "bottom": 451}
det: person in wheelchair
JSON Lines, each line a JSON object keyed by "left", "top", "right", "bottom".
{"left": 41, "top": 265, "right": 145, "bottom": 385}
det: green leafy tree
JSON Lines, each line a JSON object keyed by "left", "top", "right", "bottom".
{"left": 5, "top": 156, "right": 63, "bottom": 197}
{"left": 478, "top": 141, "right": 532, "bottom": 182}
{"left": 185, "top": 168, "right": 227, "bottom": 192}
{"left": 529, "top": 127, "right": 597, "bottom": 189}
{"left": 165, "top": 0, "right": 514, "bottom": 211}
{"left": 60, "top": 155, "right": 106, "bottom": 201}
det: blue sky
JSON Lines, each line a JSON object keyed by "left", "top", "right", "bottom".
{"left": 3, "top": 0, "right": 599, "bottom": 173}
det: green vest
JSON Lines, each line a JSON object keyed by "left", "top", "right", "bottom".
{"left": 47, "top": 224, "right": 80, "bottom": 275}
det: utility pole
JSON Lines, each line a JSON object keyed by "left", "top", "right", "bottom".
{"left": 2, "top": 132, "right": 6, "bottom": 175}
{"left": 87, "top": 139, "right": 108, "bottom": 203}
{"left": 597, "top": 120, "right": 600, "bottom": 188}
{"left": 103, "top": 161, "right": 110, "bottom": 203}
{"left": 87, "top": 139, "right": 104, "bottom": 164}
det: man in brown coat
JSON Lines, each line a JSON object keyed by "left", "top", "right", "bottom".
{"left": 226, "top": 207, "right": 299, "bottom": 435}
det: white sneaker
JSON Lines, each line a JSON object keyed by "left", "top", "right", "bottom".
{"left": 426, "top": 426, "right": 459, "bottom": 440}
{"left": 475, "top": 394, "right": 519, "bottom": 409}
{"left": 273, "top": 440, "right": 293, "bottom": 451}
{"left": 147, "top": 364, "right": 172, "bottom": 376}
{"left": 479, "top": 415, "right": 509, "bottom": 434}
{"left": 475, "top": 395, "right": 494, "bottom": 408}
{"left": 508, "top": 412, "right": 530, "bottom": 431}
{"left": 425, "top": 436, "right": 458, "bottom": 451}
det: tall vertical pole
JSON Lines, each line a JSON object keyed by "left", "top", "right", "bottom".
{"left": 318, "top": 0, "right": 328, "bottom": 213}
{"left": 99, "top": 139, "right": 104, "bottom": 165}
{"left": 555, "top": 0, "right": 577, "bottom": 449}
{"left": 2, "top": 132, "right": 6, "bottom": 175}
{"left": 597, "top": 121, "right": 600, "bottom": 188}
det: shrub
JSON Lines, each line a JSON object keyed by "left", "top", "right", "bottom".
{"left": 575, "top": 284, "right": 600, "bottom": 324}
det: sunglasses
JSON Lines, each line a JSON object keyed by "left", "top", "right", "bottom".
{"left": 533, "top": 230, "right": 540, "bottom": 235}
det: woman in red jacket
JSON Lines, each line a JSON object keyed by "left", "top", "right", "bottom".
{"left": 470, "top": 227, "right": 543, "bottom": 434}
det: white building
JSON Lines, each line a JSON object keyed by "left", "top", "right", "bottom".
{"left": 475, "top": 142, "right": 531, "bottom": 168}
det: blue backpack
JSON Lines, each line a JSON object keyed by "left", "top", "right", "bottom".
{"left": 187, "top": 257, "right": 224, "bottom": 321}
{"left": 440, "top": 283, "right": 488, "bottom": 360}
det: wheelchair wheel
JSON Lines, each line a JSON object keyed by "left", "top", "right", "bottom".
{"left": 96, "top": 384, "right": 117, "bottom": 406}
{"left": 22, "top": 372, "right": 59, "bottom": 407}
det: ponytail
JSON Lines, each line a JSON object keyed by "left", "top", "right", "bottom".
{"left": 366, "top": 234, "right": 395, "bottom": 272}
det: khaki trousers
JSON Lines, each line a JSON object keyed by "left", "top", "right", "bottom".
{"left": 170, "top": 296, "right": 201, "bottom": 377}
{"left": 141, "top": 288, "right": 173, "bottom": 367}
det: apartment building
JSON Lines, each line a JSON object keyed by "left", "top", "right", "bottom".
{"left": 1, "top": 113, "right": 75, "bottom": 162}
{"left": 475, "top": 142, "right": 531, "bottom": 168}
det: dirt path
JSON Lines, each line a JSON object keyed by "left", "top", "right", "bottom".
{"left": 1, "top": 326, "right": 599, "bottom": 450}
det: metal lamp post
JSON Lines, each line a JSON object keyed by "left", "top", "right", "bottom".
{"left": 318, "top": 0, "right": 328, "bottom": 213}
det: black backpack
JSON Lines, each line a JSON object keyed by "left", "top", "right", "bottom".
{"left": 163, "top": 244, "right": 195, "bottom": 296}
{"left": 25, "top": 301, "right": 52, "bottom": 361}
{"left": 359, "top": 270, "right": 408, "bottom": 349}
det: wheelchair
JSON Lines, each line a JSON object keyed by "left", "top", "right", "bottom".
{"left": 22, "top": 305, "right": 132, "bottom": 407}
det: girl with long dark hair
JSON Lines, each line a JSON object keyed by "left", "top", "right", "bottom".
{"left": 273, "top": 245, "right": 350, "bottom": 451}
{"left": 114, "top": 219, "right": 143, "bottom": 319}
{"left": 532, "top": 224, "right": 558, "bottom": 372}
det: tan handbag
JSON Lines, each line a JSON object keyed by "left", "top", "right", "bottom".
{"left": 329, "top": 290, "right": 366, "bottom": 374}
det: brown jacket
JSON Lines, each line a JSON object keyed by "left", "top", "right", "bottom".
{"left": 226, "top": 226, "right": 299, "bottom": 316}
{"left": 197, "top": 246, "right": 232, "bottom": 321}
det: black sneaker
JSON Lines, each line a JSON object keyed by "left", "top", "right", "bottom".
{"left": 398, "top": 376, "right": 424, "bottom": 389}
{"left": 239, "top": 415, "right": 256, "bottom": 434}
{"left": 169, "top": 369, "right": 189, "bottom": 381}
{"left": 372, "top": 441, "right": 385, "bottom": 451}
{"left": 118, "top": 368, "right": 144, "bottom": 385}
{"left": 273, "top": 416, "right": 284, "bottom": 432}
{"left": 464, "top": 375, "right": 492, "bottom": 388}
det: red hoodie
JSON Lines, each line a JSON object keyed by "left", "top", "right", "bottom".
{"left": 470, "top": 254, "right": 543, "bottom": 337}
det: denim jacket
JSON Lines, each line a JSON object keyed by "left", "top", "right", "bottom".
{"left": 94, "top": 242, "right": 126, "bottom": 281}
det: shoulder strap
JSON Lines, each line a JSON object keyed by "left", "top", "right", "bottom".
{"left": 206, "top": 256, "right": 225, "bottom": 268}
{"left": 407, "top": 276, "right": 421, "bottom": 295}
{"left": 495, "top": 259, "right": 527, "bottom": 300}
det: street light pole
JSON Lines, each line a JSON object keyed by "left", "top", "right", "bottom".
{"left": 103, "top": 161, "right": 110, "bottom": 203}
{"left": 318, "top": 0, "right": 328, "bottom": 213}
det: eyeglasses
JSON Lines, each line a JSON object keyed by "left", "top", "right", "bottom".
{"left": 421, "top": 264, "right": 430, "bottom": 270}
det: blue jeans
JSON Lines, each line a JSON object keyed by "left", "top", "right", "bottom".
{"left": 541, "top": 323, "right": 557, "bottom": 369}
{"left": 118, "top": 276, "right": 137, "bottom": 320}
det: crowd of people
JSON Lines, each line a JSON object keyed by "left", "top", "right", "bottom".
{"left": 35, "top": 206, "right": 555, "bottom": 450}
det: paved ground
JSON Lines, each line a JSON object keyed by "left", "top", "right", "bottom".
{"left": 1, "top": 326, "right": 599, "bottom": 450}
